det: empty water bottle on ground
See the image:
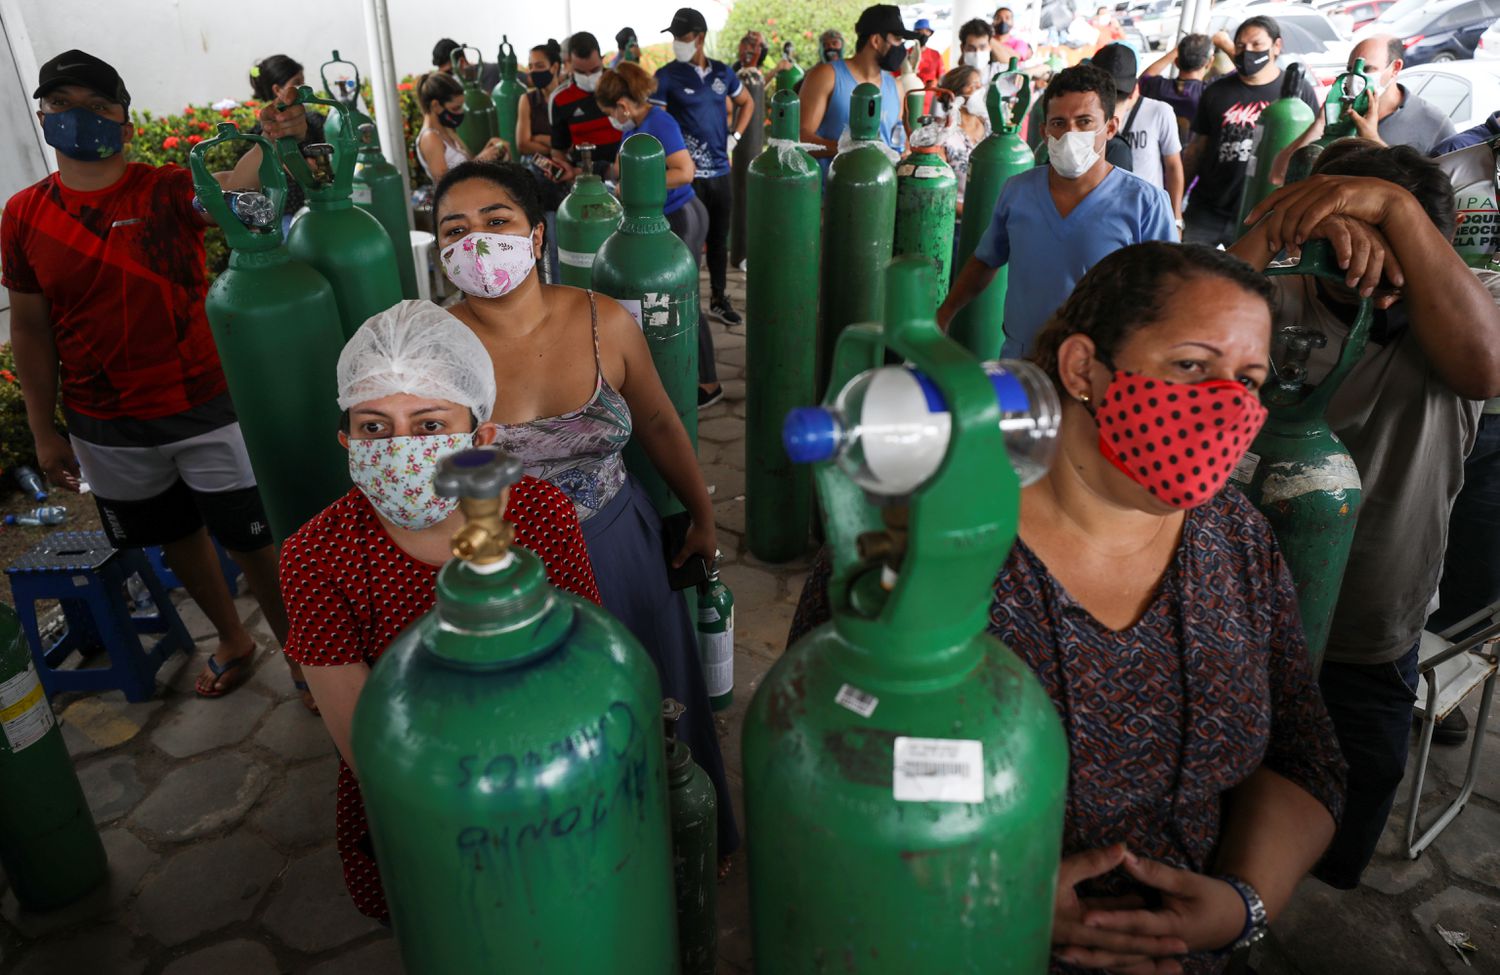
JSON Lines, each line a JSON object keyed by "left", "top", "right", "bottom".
{"left": 4, "top": 506, "right": 68, "bottom": 527}
{"left": 12, "top": 465, "right": 47, "bottom": 502}
{"left": 783, "top": 360, "right": 1062, "bottom": 496}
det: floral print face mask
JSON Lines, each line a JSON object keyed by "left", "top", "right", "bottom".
{"left": 439, "top": 232, "right": 535, "bottom": 299}
{"left": 347, "top": 433, "right": 474, "bottom": 530}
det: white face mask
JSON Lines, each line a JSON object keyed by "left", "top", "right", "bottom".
{"left": 1047, "top": 130, "right": 1102, "bottom": 179}
{"left": 439, "top": 232, "right": 537, "bottom": 299}
{"left": 965, "top": 89, "right": 987, "bottom": 116}
{"left": 348, "top": 433, "right": 473, "bottom": 530}
{"left": 673, "top": 39, "right": 697, "bottom": 62}
{"left": 1361, "top": 66, "right": 1392, "bottom": 98}
{"left": 574, "top": 68, "right": 603, "bottom": 92}
{"left": 609, "top": 114, "right": 637, "bottom": 132}
{"left": 962, "top": 49, "right": 991, "bottom": 70}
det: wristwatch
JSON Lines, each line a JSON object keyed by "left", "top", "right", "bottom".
{"left": 1217, "top": 873, "right": 1269, "bottom": 952}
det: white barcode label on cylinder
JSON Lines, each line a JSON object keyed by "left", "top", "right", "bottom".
{"left": 1230, "top": 450, "right": 1261, "bottom": 486}
{"left": 350, "top": 185, "right": 373, "bottom": 204}
{"left": 699, "top": 616, "right": 734, "bottom": 698}
{"left": 893, "top": 737, "right": 983, "bottom": 804}
{"left": 558, "top": 248, "right": 595, "bottom": 268}
{"left": 835, "top": 683, "right": 879, "bottom": 718}
{"left": 0, "top": 664, "right": 54, "bottom": 753}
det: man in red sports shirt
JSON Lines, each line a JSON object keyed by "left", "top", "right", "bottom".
{"left": 549, "top": 32, "right": 623, "bottom": 182}
{"left": 2, "top": 50, "right": 312, "bottom": 704}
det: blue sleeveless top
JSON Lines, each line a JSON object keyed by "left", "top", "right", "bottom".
{"left": 815, "top": 59, "right": 906, "bottom": 173}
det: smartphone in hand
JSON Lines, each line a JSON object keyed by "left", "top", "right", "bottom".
{"left": 661, "top": 511, "right": 709, "bottom": 591}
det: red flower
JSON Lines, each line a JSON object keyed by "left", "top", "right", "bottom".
{"left": 0, "top": 369, "right": 17, "bottom": 384}
{"left": 767, "top": 17, "right": 777, "bottom": 24}
{"left": 220, "top": 107, "right": 232, "bottom": 117}
{"left": 163, "top": 136, "right": 180, "bottom": 148}
{"left": 198, "top": 121, "right": 213, "bottom": 131}
{"left": 187, "top": 135, "right": 203, "bottom": 144}
{"left": 244, "top": 99, "right": 259, "bottom": 107}
{"left": 398, "top": 82, "right": 413, "bottom": 91}
{"left": 184, "top": 106, "right": 195, "bottom": 116}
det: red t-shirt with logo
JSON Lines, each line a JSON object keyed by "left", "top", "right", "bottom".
{"left": 0, "top": 163, "right": 226, "bottom": 421}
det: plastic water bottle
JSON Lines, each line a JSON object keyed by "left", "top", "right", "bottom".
{"left": 783, "top": 360, "right": 1061, "bottom": 496}
{"left": 696, "top": 553, "right": 734, "bottom": 711}
{"left": 12, "top": 465, "right": 47, "bottom": 502}
{"left": 126, "top": 574, "right": 157, "bottom": 616}
{"left": 4, "top": 505, "right": 68, "bottom": 527}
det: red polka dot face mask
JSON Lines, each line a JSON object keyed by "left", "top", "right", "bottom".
{"left": 1093, "top": 370, "right": 1268, "bottom": 509}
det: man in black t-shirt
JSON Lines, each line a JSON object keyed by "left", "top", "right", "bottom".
{"left": 1182, "top": 15, "right": 1318, "bottom": 247}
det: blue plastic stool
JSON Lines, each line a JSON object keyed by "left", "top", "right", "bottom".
{"left": 4, "top": 531, "right": 192, "bottom": 703}
{"left": 144, "top": 539, "right": 242, "bottom": 597}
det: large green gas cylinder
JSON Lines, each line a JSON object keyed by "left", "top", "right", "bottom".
{"left": 556, "top": 144, "right": 623, "bottom": 287}
{"left": 1285, "top": 59, "right": 1372, "bottom": 187}
{"left": 277, "top": 85, "right": 402, "bottom": 340}
{"left": 744, "top": 258, "right": 1068, "bottom": 973}
{"left": 663, "top": 698, "right": 717, "bottom": 975}
{"left": 746, "top": 91, "right": 820, "bottom": 562}
{"left": 491, "top": 36, "right": 525, "bottom": 153}
{"left": 776, "top": 46, "right": 805, "bottom": 94}
{"left": 1237, "top": 62, "right": 1315, "bottom": 225}
{"left": 950, "top": 59, "right": 1034, "bottom": 360}
{"left": 819, "top": 82, "right": 897, "bottom": 396}
{"left": 1229, "top": 242, "right": 1371, "bottom": 671}
{"left": 729, "top": 65, "right": 767, "bottom": 268}
{"left": 350, "top": 121, "right": 419, "bottom": 301}
{"left": 0, "top": 604, "right": 107, "bottom": 911}
{"left": 190, "top": 124, "right": 351, "bottom": 540}
{"left": 892, "top": 120, "right": 957, "bottom": 297}
{"left": 319, "top": 50, "right": 373, "bottom": 149}
{"left": 593, "top": 134, "right": 701, "bottom": 517}
{"left": 453, "top": 45, "right": 499, "bottom": 154}
{"left": 352, "top": 449, "right": 680, "bottom": 974}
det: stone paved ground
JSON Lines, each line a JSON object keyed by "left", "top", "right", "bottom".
{"left": 1, "top": 266, "right": 1497, "bottom": 973}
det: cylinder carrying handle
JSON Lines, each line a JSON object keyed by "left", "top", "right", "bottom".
{"left": 274, "top": 84, "right": 359, "bottom": 201}
{"left": 452, "top": 45, "right": 485, "bottom": 82}
{"left": 987, "top": 58, "right": 1031, "bottom": 135}
{"left": 1264, "top": 239, "right": 1374, "bottom": 414}
{"left": 188, "top": 123, "right": 286, "bottom": 251}
{"left": 319, "top": 50, "right": 363, "bottom": 110}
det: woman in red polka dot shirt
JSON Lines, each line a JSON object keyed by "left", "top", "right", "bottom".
{"left": 279, "top": 302, "right": 599, "bottom": 921}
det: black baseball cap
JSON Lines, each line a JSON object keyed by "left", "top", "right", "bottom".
{"left": 854, "top": 4, "right": 920, "bottom": 40}
{"left": 616, "top": 27, "right": 638, "bottom": 49}
{"left": 432, "top": 38, "right": 462, "bottom": 68}
{"left": 663, "top": 8, "right": 709, "bottom": 36}
{"left": 33, "top": 50, "right": 130, "bottom": 107}
{"left": 1091, "top": 43, "right": 1138, "bottom": 97}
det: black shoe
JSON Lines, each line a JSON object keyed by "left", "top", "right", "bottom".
{"left": 698, "top": 385, "right": 724, "bottom": 409}
{"left": 711, "top": 294, "right": 742, "bottom": 326}
{"left": 1432, "top": 708, "right": 1470, "bottom": 746}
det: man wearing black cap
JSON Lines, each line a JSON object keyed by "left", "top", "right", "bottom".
{"left": 800, "top": 3, "right": 915, "bottom": 172}
{"left": 2, "top": 50, "right": 303, "bottom": 704}
{"left": 1092, "top": 43, "right": 1184, "bottom": 224}
{"left": 656, "top": 6, "right": 755, "bottom": 357}
{"left": 610, "top": 28, "right": 641, "bottom": 69}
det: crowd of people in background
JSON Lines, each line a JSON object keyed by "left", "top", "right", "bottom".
{"left": 5, "top": 2, "right": 1500, "bottom": 970}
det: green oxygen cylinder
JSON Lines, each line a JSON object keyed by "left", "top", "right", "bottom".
{"left": 1285, "top": 59, "right": 1372, "bottom": 186}
{"left": 277, "top": 85, "right": 402, "bottom": 340}
{"left": 319, "top": 50, "right": 373, "bottom": 149}
{"left": 351, "top": 121, "right": 419, "bottom": 301}
{"left": 695, "top": 554, "right": 734, "bottom": 710}
{"left": 950, "top": 59, "right": 1034, "bottom": 360}
{"left": 352, "top": 449, "right": 680, "bottom": 974}
{"left": 0, "top": 604, "right": 107, "bottom": 911}
{"left": 819, "top": 82, "right": 897, "bottom": 396}
{"left": 746, "top": 91, "right": 820, "bottom": 562}
{"left": 492, "top": 36, "right": 525, "bottom": 152}
{"left": 1237, "top": 63, "right": 1315, "bottom": 225}
{"left": 190, "top": 123, "right": 351, "bottom": 541}
{"left": 1229, "top": 242, "right": 1371, "bottom": 672}
{"left": 662, "top": 698, "right": 717, "bottom": 975}
{"left": 453, "top": 45, "right": 499, "bottom": 153}
{"left": 893, "top": 114, "right": 957, "bottom": 298}
{"left": 743, "top": 258, "right": 1068, "bottom": 972}
{"left": 593, "top": 133, "right": 701, "bottom": 517}
{"left": 776, "top": 46, "right": 805, "bottom": 94}
{"left": 729, "top": 66, "right": 767, "bottom": 268}
{"left": 556, "top": 144, "right": 623, "bottom": 287}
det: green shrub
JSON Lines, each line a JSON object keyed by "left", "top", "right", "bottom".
{"left": 0, "top": 344, "right": 66, "bottom": 482}
{"left": 712, "top": 0, "right": 874, "bottom": 64}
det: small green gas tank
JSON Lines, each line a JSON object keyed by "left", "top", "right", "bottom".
{"left": 353, "top": 449, "right": 680, "bottom": 974}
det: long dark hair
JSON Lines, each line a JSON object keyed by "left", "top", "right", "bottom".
{"left": 250, "top": 54, "right": 302, "bottom": 101}
{"left": 418, "top": 72, "right": 464, "bottom": 114}
{"left": 432, "top": 161, "right": 545, "bottom": 230}
{"left": 1031, "top": 243, "right": 1273, "bottom": 387}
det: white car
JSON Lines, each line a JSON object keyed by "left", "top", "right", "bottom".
{"left": 1475, "top": 15, "right": 1500, "bottom": 58}
{"left": 1209, "top": 5, "right": 1354, "bottom": 90}
{"left": 1399, "top": 60, "right": 1500, "bottom": 130}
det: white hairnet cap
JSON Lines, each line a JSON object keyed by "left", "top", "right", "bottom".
{"left": 336, "top": 300, "right": 496, "bottom": 422}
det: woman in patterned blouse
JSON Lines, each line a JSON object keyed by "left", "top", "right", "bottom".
{"left": 790, "top": 243, "right": 1346, "bottom": 974}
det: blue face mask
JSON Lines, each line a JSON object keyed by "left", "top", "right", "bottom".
{"left": 41, "top": 107, "right": 125, "bottom": 161}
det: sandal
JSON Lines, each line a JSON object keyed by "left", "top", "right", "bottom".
{"left": 195, "top": 651, "right": 253, "bottom": 699}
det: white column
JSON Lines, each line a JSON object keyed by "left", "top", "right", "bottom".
{"left": 362, "top": 0, "right": 412, "bottom": 233}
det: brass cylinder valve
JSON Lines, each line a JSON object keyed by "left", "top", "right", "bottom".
{"left": 434, "top": 449, "right": 526, "bottom": 568}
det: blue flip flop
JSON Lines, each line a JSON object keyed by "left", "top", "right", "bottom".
{"left": 196, "top": 652, "right": 252, "bottom": 699}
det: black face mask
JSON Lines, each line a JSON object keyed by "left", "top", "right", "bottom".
{"left": 1234, "top": 49, "right": 1273, "bottom": 77}
{"left": 529, "top": 69, "right": 553, "bottom": 88}
{"left": 823, "top": 47, "right": 843, "bottom": 62}
{"left": 438, "top": 107, "right": 465, "bottom": 128}
{"left": 878, "top": 42, "right": 908, "bottom": 72}
{"left": 996, "top": 20, "right": 1013, "bottom": 35}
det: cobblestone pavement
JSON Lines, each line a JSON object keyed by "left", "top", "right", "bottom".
{"left": 2, "top": 268, "right": 1497, "bottom": 973}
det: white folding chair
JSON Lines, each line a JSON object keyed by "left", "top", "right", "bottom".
{"left": 1404, "top": 601, "right": 1500, "bottom": 859}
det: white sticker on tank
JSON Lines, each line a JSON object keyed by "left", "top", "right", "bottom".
{"left": 1260, "top": 453, "right": 1362, "bottom": 504}
{"left": 0, "top": 664, "right": 55, "bottom": 753}
{"left": 1230, "top": 450, "right": 1261, "bottom": 486}
{"left": 912, "top": 166, "right": 947, "bottom": 179}
{"left": 617, "top": 299, "right": 644, "bottom": 330}
{"left": 350, "top": 184, "right": 373, "bottom": 204}
{"left": 558, "top": 248, "right": 596, "bottom": 268}
{"left": 893, "top": 737, "right": 983, "bottom": 804}
{"left": 835, "top": 683, "right": 879, "bottom": 718}
{"left": 896, "top": 164, "right": 915, "bottom": 177}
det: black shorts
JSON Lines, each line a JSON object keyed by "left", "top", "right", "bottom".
{"left": 93, "top": 480, "right": 272, "bottom": 552}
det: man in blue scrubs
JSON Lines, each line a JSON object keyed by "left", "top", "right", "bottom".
{"left": 938, "top": 63, "right": 1176, "bottom": 357}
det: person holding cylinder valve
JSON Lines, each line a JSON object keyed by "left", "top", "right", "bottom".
{"left": 280, "top": 301, "right": 600, "bottom": 922}
{"left": 792, "top": 242, "right": 1347, "bottom": 975}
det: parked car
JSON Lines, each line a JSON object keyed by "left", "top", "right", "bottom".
{"left": 1361, "top": 0, "right": 1500, "bottom": 64}
{"left": 1124, "top": 0, "right": 1183, "bottom": 49}
{"left": 1475, "top": 15, "right": 1500, "bottom": 58}
{"left": 1398, "top": 60, "right": 1500, "bottom": 130}
{"left": 1334, "top": 0, "right": 1399, "bottom": 31}
{"left": 1210, "top": 4, "right": 1354, "bottom": 88}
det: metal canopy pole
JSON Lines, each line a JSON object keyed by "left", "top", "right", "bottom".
{"left": 362, "top": 0, "right": 413, "bottom": 233}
